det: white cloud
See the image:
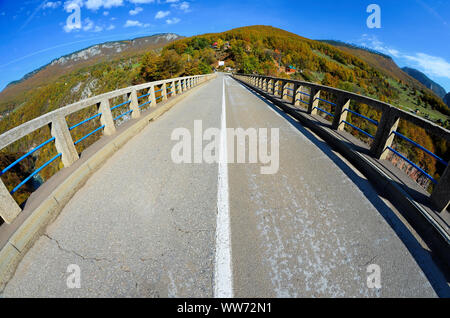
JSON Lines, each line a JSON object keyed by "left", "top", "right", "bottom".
{"left": 128, "top": 0, "right": 155, "bottom": 3}
{"left": 357, "top": 34, "right": 450, "bottom": 81}
{"left": 84, "top": 0, "right": 124, "bottom": 10}
{"left": 43, "top": 1, "right": 62, "bottom": 9}
{"left": 155, "top": 10, "right": 170, "bottom": 19}
{"left": 166, "top": 17, "right": 180, "bottom": 24}
{"left": 124, "top": 19, "right": 149, "bottom": 27}
{"left": 63, "top": 0, "right": 83, "bottom": 11}
{"left": 83, "top": 17, "right": 94, "bottom": 30}
{"left": 129, "top": 7, "right": 143, "bottom": 15}
{"left": 404, "top": 53, "right": 450, "bottom": 79}
{"left": 103, "top": 11, "right": 109, "bottom": 15}
{"left": 358, "top": 34, "right": 400, "bottom": 58}
{"left": 106, "top": 24, "right": 115, "bottom": 30}
{"left": 171, "top": 1, "right": 189, "bottom": 12}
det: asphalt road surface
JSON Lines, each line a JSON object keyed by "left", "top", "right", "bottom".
{"left": 2, "top": 73, "right": 447, "bottom": 297}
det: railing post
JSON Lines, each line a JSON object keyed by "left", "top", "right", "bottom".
{"left": 431, "top": 165, "right": 450, "bottom": 212}
{"left": 149, "top": 85, "right": 156, "bottom": 106}
{"left": 370, "top": 107, "right": 400, "bottom": 160}
{"left": 98, "top": 98, "right": 116, "bottom": 136}
{"left": 263, "top": 79, "right": 268, "bottom": 91}
{"left": 309, "top": 88, "right": 320, "bottom": 114}
{"left": 0, "top": 179, "right": 22, "bottom": 224}
{"left": 128, "top": 89, "right": 141, "bottom": 119}
{"left": 162, "top": 82, "right": 168, "bottom": 101}
{"left": 279, "top": 81, "right": 285, "bottom": 99}
{"left": 295, "top": 85, "right": 304, "bottom": 107}
{"left": 51, "top": 116, "right": 79, "bottom": 167}
{"left": 332, "top": 96, "right": 351, "bottom": 130}
{"left": 291, "top": 83, "right": 300, "bottom": 106}
{"left": 173, "top": 80, "right": 178, "bottom": 95}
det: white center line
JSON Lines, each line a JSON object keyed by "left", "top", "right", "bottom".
{"left": 214, "top": 76, "right": 233, "bottom": 298}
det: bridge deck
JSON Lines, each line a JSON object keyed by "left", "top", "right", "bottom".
{"left": 1, "top": 74, "right": 447, "bottom": 297}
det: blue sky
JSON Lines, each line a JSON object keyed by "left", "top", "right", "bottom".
{"left": 0, "top": 0, "right": 449, "bottom": 93}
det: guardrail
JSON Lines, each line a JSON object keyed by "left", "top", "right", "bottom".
{"left": 0, "top": 74, "right": 213, "bottom": 224}
{"left": 234, "top": 74, "right": 450, "bottom": 213}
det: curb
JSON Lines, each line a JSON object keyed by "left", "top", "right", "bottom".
{"left": 0, "top": 76, "right": 215, "bottom": 291}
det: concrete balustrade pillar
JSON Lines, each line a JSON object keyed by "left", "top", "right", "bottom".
{"left": 291, "top": 83, "right": 300, "bottom": 106}
{"left": 128, "top": 90, "right": 141, "bottom": 119}
{"left": 279, "top": 81, "right": 285, "bottom": 99}
{"left": 51, "top": 116, "right": 79, "bottom": 167}
{"left": 295, "top": 86, "right": 304, "bottom": 107}
{"left": 309, "top": 89, "right": 321, "bottom": 114}
{"left": 332, "top": 96, "right": 351, "bottom": 130}
{"left": 149, "top": 85, "right": 156, "bottom": 106}
{"left": 370, "top": 107, "right": 400, "bottom": 160}
{"left": 162, "top": 83, "right": 168, "bottom": 101}
{"left": 0, "top": 178, "right": 22, "bottom": 224}
{"left": 172, "top": 81, "right": 177, "bottom": 96}
{"left": 431, "top": 166, "right": 450, "bottom": 212}
{"left": 177, "top": 80, "right": 182, "bottom": 94}
{"left": 98, "top": 98, "right": 116, "bottom": 136}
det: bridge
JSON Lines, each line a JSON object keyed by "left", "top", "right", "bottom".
{"left": 0, "top": 73, "right": 449, "bottom": 297}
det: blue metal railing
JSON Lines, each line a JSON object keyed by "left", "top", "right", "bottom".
{"left": 74, "top": 125, "right": 105, "bottom": 145}
{"left": 342, "top": 120, "right": 374, "bottom": 139}
{"left": 313, "top": 106, "right": 335, "bottom": 118}
{"left": 0, "top": 137, "right": 56, "bottom": 176}
{"left": 296, "top": 99, "right": 309, "bottom": 105}
{"left": 315, "top": 97, "right": 337, "bottom": 107}
{"left": 114, "top": 109, "right": 133, "bottom": 121}
{"left": 138, "top": 93, "right": 151, "bottom": 100}
{"left": 69, "top": 113, "right": 102, "bottom": 131}
{"left": 139, "top": 100, "right": 151, "bottom": 109}
{"left": 10, "top": 153, "right": 62, "bottom": 194}
{"left": 393, "top": 131, "right": 447, "bottom": 167}
{"left": 387, "top": 146, "right": 437, "bottom": 184}
{"left": 111, "top": 100, "right": 131, "bottom": 111}
{"left": 343, "top": 109, "right": 379, "bottom": 126}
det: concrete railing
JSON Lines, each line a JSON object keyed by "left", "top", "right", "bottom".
{"left": 0, "top": 74, "right": 215, "bottom": 224}
{"left": 234, "top": 74, "right": 450, "bottom": 213}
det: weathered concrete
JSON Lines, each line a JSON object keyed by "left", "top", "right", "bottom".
{"left": 51, "top": 116, "right": 79, "bottom": 167}
{"left": 1, "top": 74, "right": 447, "bottom": 298}
{"left": 225, "top": 76, "right": 444, "bottom": 297}
{"left": 0, "top": 76, "right": 215, "bottom": 292}
{"left": 0, "top": 180, "right": 21, "bottom": 224}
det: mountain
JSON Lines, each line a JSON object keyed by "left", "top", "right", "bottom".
{"left": 0, "top": 25, "right": 448, "bottom": 207}
{"left": 444, "top": 93, "right": 450, "bottom": 107}
{"left": 0, "top": 33, "right": 182, "bottom": 113}
{"left": 320, "top": 40, "right": 428, "bottom": 90}
{"left": 401, "top": 67, "right": 446, "bottom": 98}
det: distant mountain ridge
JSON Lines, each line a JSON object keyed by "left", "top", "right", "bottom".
{"left": 0, "top": 33, "right": 182, "bottom": 106}
{"left": 4, "top": 33, "right": 181, "bottom": 90}
{"left": 319, "top": 40, "right": 393, "bottom": 60}
{"left": 401, "top": 67, "right": 447, "bottom": 99}
{"left": 444, "top": 93, "right": 450, "bottom": 108}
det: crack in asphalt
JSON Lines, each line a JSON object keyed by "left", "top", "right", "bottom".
{"left": 43, "top": 233, "right": 113, "bottom": 263}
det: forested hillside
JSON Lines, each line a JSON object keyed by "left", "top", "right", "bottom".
{"left": 160, "top": 26, "right": 449, "bottom": 190}
{"left": 0, "top": 25, "right": 449, "bottom": 209}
